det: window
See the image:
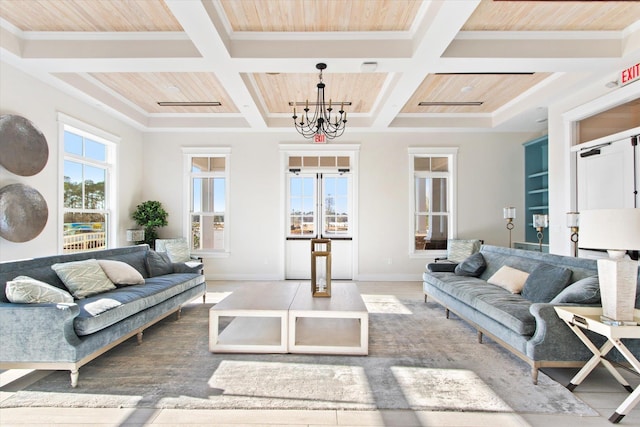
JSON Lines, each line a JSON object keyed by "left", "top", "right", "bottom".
{"left": 184, "top": 148, "right": 230, "bottom": 254}
{"left": 409, "top": 148, "right": 457, "bottom": 255}
{"left": 60, "top": 117, "right": 116, "bottom": 254}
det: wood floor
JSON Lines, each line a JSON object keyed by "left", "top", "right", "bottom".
{"left": 1, "top": 281, "right": 638, "bottom": 426}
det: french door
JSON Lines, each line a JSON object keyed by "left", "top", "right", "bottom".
{"left": 285, "top": 171, "right": 353, "bottom": 279}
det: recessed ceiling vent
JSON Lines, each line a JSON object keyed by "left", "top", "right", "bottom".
{"left": 418, "top": 101, "right": 483, "bottom": 107}
{"left": 157, "top": 101, "right": 221, "bottom": 107}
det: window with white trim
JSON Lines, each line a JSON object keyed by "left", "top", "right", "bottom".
{"left": 61, "top": 121, "right": 116, "bottom": 254}
{"left": 409, "top": 148, "right": 457, "bottom": 255}
{"left": 184, "top": 149, "right": 230, "bottom": 254}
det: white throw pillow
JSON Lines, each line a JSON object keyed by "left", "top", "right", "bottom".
{"left": 97, "top": 259, "right": 145, "bottom": 286}
{"left": 487, "top": 265, "right": 530, "bottom": 294}
{"left": 51, "top": 259, "right": 116, "bottom": 299}
{"left": 6, "top": 275, "right": 74, "bottom": 304}
{"left": 164, "top": 240, "right": 191, "bottom": 263}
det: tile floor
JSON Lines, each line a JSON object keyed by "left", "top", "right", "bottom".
{"left": 1, "top": 281, "right": 639, "bottom": 427}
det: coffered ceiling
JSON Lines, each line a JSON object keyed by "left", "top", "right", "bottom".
{"left": 1, "top": 0, "right": 639, "bottom": 134}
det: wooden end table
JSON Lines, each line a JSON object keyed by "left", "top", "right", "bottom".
{"left": 555, "top": 306, "right": 640, "bottom": 423}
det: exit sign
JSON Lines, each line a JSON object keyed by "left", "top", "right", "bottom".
{"left": 621, "top": 63, "right": 639, "bottom": 86}
{"left": 313, "top": 134, "right": 326, "bottom": 144}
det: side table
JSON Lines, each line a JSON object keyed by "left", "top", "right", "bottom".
{"left": 555, "top": 306, "right": 640, "bottom": 424}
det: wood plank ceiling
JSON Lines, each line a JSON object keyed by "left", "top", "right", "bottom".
{"left": 0, "top": 0, "right": 638, "bottom": 132}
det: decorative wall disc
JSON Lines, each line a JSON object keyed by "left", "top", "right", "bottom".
{"left": 0, "top": 114, "right": 49, "bottom": 176}
{"left": 0, "top": 184, "right": 48, "bottom": 242}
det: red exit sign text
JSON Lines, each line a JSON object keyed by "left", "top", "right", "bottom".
{"left": 621, "top": 63, "right": 639, "bottom": 86}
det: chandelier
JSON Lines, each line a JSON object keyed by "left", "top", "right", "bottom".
{"left": 292, "top": 63, "right": 348, "bottom": 140}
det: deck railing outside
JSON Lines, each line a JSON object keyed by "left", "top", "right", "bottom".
{"left": 63, "top": 232, "right": 106, "bottom": 253}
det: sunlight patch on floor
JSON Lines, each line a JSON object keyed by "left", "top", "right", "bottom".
{"left": 361, "top": 294, "right": 413, "bottom": 314}
{"left": 392, "top": 366, "right": 514, "bottom": 412}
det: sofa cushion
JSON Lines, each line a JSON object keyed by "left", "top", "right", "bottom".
{"left": 5, "top": 275, "right": 74, "bottom": 304}
{"left": 551, "top": 275, "right": 601, "bottom": 305}
{"left": 521, "top": 263, "right": 572, "bottom": 303}
{"left": 146, "top": 251, "right": 174, "bottom": 277}
{"left": 51, "top": 259, "right": 116, "bottom": 299}
{"left": 487, "top": 266, "right": 529, "bottom": 294}
{"left": 165, "top": 240, "right": 191, "bottom": 263}
{"left": 455, "top": 252, "right": 486, "bottom": 277}
{"left": 97, "top": 260, "right": 145, "bottom": 286}
{"left": 73, "top": 273, "right": 203, "bottom": 335}
{"left": 423, "top": 273, "right": 535, "bottom": 336}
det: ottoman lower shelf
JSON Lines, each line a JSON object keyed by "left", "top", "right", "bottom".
{"left": 213, "top": 316, "right": 286, "bottom": 353}
{"left": 291, "top": 317, "right": 366, "bottom": 355}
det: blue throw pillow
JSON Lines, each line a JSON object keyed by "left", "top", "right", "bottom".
{"left": 145, "top": 251, "right": 174, "bottom": 277}
{"left": 550, "top": 276, "right": 600, "bottom": 305}
{"left": 454, "top": 252, "right": 486, "bottom": 277}
{"left": 521, "top": 263, "right": 573, "bottom": 303}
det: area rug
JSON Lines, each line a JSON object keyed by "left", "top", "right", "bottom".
{"left": 0, "top": 295, "right": 596, "bottom": 415}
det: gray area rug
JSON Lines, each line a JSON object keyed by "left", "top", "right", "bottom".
{"left": 1, "top": 295, "right": 596, "bottom": 414}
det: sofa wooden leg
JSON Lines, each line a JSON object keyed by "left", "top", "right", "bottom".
{"left": 531, "top": 367, "right": 539, "bottom": 385}
{"left": 445, "top": 308, "right": 450, "bottom": 319}
{"left": 203, "top": 294, "right": 206, "bottom": 304}
{"left": 424, "top": 294, "right": 427, "bottom": 303}
{"left": 177, "top": 307, "right": 182, "bottom": 320}
{"left": 477, "top": 331, "right": 483, "bottom": 343}
{"left": 70, "top": 369, "right": 79, "bottom": 388}
{"left": 136, "top": 331, "right": 143, "bottom": 345}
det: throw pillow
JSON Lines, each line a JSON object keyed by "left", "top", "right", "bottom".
{"left": 6, "top": 275, "right": 74, "bottom": 304}
{"left": 521, "top": 263, "right": 573, "bottom": 303}
{"left": 164, "top": 240, "right": 191, "bottom": 263}
{"left": 51, "top": 259, "right": 116, "bottom": 299}
{"left": 173, "top": 261, "right": 203, "bottom": 274}
{"left": 146, "top": 251, "right": 174, "bottom": 277}
{"left": 487, "top": 265, "right": 530, "bottom": 294}
{"left": 454, "top": 252, "right": 486, "bottom": 277}
{"left": 551, "top": 276, "right": 601, "bottom": 305}
{"left": 97, "top": 259, "right": 145, "bottom": 286}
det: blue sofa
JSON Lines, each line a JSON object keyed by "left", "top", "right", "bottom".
{"left": 423, "top": 245, "right": 640, "bottom": 384}
{"left": 0, "top": 245, "right": 206, "bottom": 387}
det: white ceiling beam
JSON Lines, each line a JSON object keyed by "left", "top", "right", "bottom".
{"left": 370, "top": 0, "right": 481, "bottom": 129}
{"left": 164, "top": 0, "right": 267, "bottom": 129}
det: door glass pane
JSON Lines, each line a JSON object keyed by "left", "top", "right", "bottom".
{"left": 323, "top": 176, "right": 349, "bottom": 236}
{"left": 289, "top": 176, "right": 315, "bottom": 236}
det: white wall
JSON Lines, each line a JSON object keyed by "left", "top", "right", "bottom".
{"left": 144, "top": 130, "right": 537, "bottom": 281}
{"left": 0, "top": 62, "right": 145, "bottom": 261}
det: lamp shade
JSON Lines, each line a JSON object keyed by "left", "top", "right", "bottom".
{"left": 503, "top": 207, "right": 516, "bottom": 219}
{"left": 579, "top": 209, "right": 640, "bottom": 251}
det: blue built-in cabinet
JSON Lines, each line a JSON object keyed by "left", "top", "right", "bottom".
{"left": 523, "top": 136, "right": 549, "bottom": 245}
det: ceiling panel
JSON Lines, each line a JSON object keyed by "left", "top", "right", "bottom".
{"left": 0, "top": 0, "right": 182, "bottom": 32}
{"left": 219, "top": 0, "right": 423, "bottom": 32}
{"left": 463, "top": 0, "right": 640, "bottom": 31}
{"left": 89, "top": 72, "right": 239, "bottom": 114}
{"left": 402, "top": 73, "right": 551, "bottom": 114}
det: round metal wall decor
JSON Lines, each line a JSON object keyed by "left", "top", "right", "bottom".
{"left": 0, "top": 183, "right": 48, "bottom": 242}
{"left": 0, "top": 114, "right": 49, "bottom": 176}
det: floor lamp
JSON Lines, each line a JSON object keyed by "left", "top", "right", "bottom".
{"left": 566, "top": 212, "right": 579, "bottom": 257}
{"left": 579, "top": 209, "right": 640, "bottom": 322}
{"left": 503, "top": 207, "right": 516, "bottom": 248}
{"left": 533, "top": 214, "right": 548, "bottom": 252}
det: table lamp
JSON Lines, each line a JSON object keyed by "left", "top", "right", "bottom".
{"left": 579, "top": 209, "right": 640, "bottom": 322}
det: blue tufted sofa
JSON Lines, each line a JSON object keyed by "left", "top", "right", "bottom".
{"left": 0, "top": 245, "right": 206, "bottom": 387}
{"left": 423, "top": 245, "right": 640, "bottom": 384}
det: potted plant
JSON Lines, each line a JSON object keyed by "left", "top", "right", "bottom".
{"left": 131, "top": 200, "right": 168, "bottom": 249}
